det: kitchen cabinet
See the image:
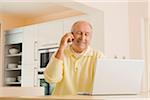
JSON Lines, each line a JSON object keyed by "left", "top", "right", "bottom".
{"left": 5, "top": 28, "right": 23, "bottom": 44}
{"left": 37, "top": 20, "right": 63, "bottom": 49}
{"left": 4, "top": 30, "right": 23, "bottom": 87}
{"left": 22, "top": 25, "right": 38, "bottom": 65}
{"left": 22, "top": 64, "right": 37, "bottom": 87}
{"left": 4, "top": 25, "right": 38, "bottom": 87}
{"left": 22, "top": 25, "right": 38, "bottom": 87}
{"left": 63, "top": 15, "right": 89, "bottom": 33}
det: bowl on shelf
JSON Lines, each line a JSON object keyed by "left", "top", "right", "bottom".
{"left": 8, "top": 48, "right": 19, "bottom": 54}
{"left": 6, "top": 77, "right": 16, "bottom": 82}
{"left": 17, "top": 65, "right": 21, "bottom": 68}
{"left": 7, "top": 63, "right": 18, "bottom": 69}
{"left": 17, "top": 76, "right": 21, "bottom": 82}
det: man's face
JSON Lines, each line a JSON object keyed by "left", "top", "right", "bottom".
{"left": 72, "top": 22, "right": 92, "bottom": 52}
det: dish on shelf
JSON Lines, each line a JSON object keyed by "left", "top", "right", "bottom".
{"left": 7, "top": 63, "right": 18, "bottom": 69}
{"left": 8, "top": 48, "right": 19, "bottom": 54}
{"left": 17, "top": 76, "right": 21, "bottom": 82}
{"left": 6, "top": 77, "right": 16, "bottom": 82}
{"left": 17, "top": 65, "right": 21, "bottom": 68}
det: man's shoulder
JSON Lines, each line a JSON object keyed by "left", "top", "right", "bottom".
{"left": 89, "top": 48, "right": 104, "bottom": 58}
{"left": 63, "top": 45, "right": 72, "bottom": 55}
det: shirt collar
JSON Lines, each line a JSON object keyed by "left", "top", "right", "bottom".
{"left": 66, "top": 45, "right": 93, "bottom": 58}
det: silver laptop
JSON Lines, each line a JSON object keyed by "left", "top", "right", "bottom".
{"left": 92, "top": 59, "right": 144, "bottom": 96}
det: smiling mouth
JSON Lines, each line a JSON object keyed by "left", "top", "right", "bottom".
{"left": 77, "top": 40, "right": 86, "bottom": 44}
{"left": 77, "top": 41, "right": 86, "bottom": 44}
{"left": 77, "top": 42, "right": 87, "bottom": 46}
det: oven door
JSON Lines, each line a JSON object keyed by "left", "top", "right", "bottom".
{"left": 38, "top": 74, "right": 50, "bottom": 95}
{"left": 38, "top": 48, "right": 57, "bottom": 72}
{"left": 38, "top": 74, "right": 55, "bottom": 95}
{"left": 38, "top": 49, "right": 49, "bottom": 72}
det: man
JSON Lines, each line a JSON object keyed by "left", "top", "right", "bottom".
{"left": 44, "top": 21, "right": 103, "bottom": 95}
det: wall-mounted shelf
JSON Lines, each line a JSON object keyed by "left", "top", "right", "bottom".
{"left": 4, "top": 37, "right": 22, "bottom": 87}
{"left": 5, "top": 68, "right": 21, "bottom": 71}
{"left": 6, "top": 53, "right": 22, "bottom": 57}
{"left": 5, "top": 82, "right": 21, "bottom": 85}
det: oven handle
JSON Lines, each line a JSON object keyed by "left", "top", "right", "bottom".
{"left": 38, "top": 74, "right": 44, "bottom": 78}
{"left": 48, "top": 48, "right": 58, "bottom": 52}
{"left": 38, "top": 49, "right": 49, "bottom": 53}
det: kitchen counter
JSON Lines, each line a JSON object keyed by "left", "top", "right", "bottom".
{"left": 0, "top": 87, "right": 149, "bottom": 100}
{"left": 0, "top": 94, "right": 149, "bottom": 100}
{"left": 0, "top": 84, "right": 147, "bottom": 100}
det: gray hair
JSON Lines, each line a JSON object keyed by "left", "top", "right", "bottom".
{"left": 71, "top": 20, "right": 92, "bottom": 32}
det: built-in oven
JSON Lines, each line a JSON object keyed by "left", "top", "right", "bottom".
{"left": 37, "top": 74, "right": 55, "bottom": 95}
{"left": 37, "top": 46, "right": 58, "bottom": 95}
{"left": 38, "top": 46, "right": 58, "bottom": 72}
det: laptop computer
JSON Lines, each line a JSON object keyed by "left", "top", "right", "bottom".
{"left": 91, "top": 59, "right": 144, "bottom": 96}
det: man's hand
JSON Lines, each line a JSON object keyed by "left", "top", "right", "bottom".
{"left": 55, "top": 33, "right": 74, "bottom": 60}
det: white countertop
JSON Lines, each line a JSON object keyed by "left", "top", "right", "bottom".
{"left": 0, "top": 95, "right": 149, "bottom": 100}
{"left": 0, "top": 87, "right": 149, "bottom": 100}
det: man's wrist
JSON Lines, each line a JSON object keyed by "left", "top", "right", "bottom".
{"left": 55, "top": 46, "right": 65, "bottom": 59}
{"left": 59, "top": 45, "right": 65, "bottom": 51}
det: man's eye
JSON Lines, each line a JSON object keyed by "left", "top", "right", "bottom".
{"left": 76, "top": 32, "right": 82, "bottom": 35}
{"left": 85, "top": 32, "right": 89, "bottom": 36}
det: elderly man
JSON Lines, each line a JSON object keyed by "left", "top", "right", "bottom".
{"left": 44, "top": 21, "right": 103, "bottom": 95}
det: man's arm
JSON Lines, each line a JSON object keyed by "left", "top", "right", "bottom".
{"left": 44, "top": 33, "right": 74, "bottom": 83}
{"left": 55, "top": 33, "right": 74, "bottom": 60}
{"left": 44, "top": 54, "right": 64, "bottom": 83}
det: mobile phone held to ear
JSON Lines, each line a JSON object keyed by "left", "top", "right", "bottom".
{"left": 67, "top": 32, "right": 74, "bottom": 43}
{"left": 71, "top": 32, "right": 74, "bottom": 42}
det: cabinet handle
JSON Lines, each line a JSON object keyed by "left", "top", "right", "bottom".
{"left": 33, "top": 67, "right": 38, "bottom": 87}
{"left": 34, "top": 41, "right": 38, "bottom": 61}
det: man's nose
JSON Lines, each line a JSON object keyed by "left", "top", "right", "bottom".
{"left": 80, "top": 33, "right": 86, "bottom": 41}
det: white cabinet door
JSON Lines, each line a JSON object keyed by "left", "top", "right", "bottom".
{"left": 22, "top": 25, "right": 38, "bottom": 65}
{"left": 63, "top": 15, "right": 89, "bottom": 33}
{"left": 22, "top": 25, "right": 38, "bottom": 87}
{"left": 37, "top": 20, "right": 63, "bottom": 48}
{"left": 21, "top": 64, "right": 38, "bottom": 87}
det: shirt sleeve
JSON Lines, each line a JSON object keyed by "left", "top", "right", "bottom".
{"left": 44, "top": 54, "right": 64, "bottom": 83}
{"left": 97, "top": 50, "right": 104, "bottom": 59}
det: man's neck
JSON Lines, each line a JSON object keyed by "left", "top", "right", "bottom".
{"left": 71, "top": 44, "right": 87, "bottom": 54}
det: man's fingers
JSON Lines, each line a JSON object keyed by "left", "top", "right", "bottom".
{"left": 67, "top": 38, "right": 72, "bottom": 42}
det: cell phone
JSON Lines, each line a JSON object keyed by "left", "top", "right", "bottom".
{"left": 67, "top": 32, "right": 74, "bottom": 43}
{"left": 71, "top": 32, "right": 74, "bottom": 42}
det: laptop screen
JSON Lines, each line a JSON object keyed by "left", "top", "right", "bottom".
{"left": 92, "top": 59, "right": 144, "bottom": 95}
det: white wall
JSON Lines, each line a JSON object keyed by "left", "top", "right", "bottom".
{"left": 147, "top": 0, "right": 150, "bottom": 94}
{"left": 148, "top": 19, "right": 150, "bottom": 94}
{"left": 128, "top": 2, "right": 148, "bottom": 59}
{"left": 75, "top": 2, "right": 129, "bottom": 58}
{"left": 0, "top": 22, "right": 2, "bottom": 86}
{"left": 148, "top": 0, "right": 150, "bottom": 93}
